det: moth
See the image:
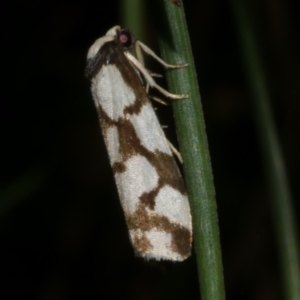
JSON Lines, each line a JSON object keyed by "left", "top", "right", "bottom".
{"left": 85, "top": 25, "right": 192, "bottom": 261}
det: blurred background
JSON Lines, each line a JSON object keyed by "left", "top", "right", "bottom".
{"left": 1, "top": 0, "right": 299, "bottom": 299}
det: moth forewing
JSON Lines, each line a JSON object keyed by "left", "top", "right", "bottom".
{"left": 86, "top": 25, "right": 192, "bottom": 261}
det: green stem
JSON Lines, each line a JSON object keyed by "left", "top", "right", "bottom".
{"left": 157, "top": 1, "right": 225, "bottom": 299}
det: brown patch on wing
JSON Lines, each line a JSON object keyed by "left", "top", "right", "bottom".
{"left": 112, "top": 161, "right": 126, "bottom": 173}
{"left": 139, "top": 187, "right": 160, "bottom": 210}
{"left": 127, "top": 204, "right": 191, "bottom": 258}
{"left": 172, "top": 226, "right": 191, "bottom": 257}
{"left": 123, "top": 95, "right": 145, "bottom": 115}
{"left": 132, "top": 233, "right": 153, "bottom": 254}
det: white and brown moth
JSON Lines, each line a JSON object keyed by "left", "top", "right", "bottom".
{"left": 85, "top": 25, "right": 192, "bottom": 261}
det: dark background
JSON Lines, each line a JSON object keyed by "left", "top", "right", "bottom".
{"left": 1, "top": 0, "right": 300, "bottom": 299}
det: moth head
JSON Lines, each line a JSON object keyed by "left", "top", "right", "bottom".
{"left": 106, "top": 25, "right": 135, "bottom": 49}
{"left": 85, "top": 25, "right": 136, "bottom": 79}
{"left": 117, "top": 28, "right": 135, "bottom": 50}
{"left": 87, "top": 25, "right": 135, "bottom": 60}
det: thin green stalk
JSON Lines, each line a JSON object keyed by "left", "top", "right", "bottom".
{"left": 231, "top": 1, "right": 300, "bottom": 299}
{"left": 120, "top": 0, "right": 146, "bottom": 39}
{"left": 157, "top": 1, "right": 225, "bottom": 299}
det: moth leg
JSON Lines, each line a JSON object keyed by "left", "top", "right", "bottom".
{"left": 135, "top": 40, "right": 188, "bottom": 70}
{"left": 125, "top": 52, "right": 188, "bottom": 99}
{"left": 145, "top": 71, "right": 163, "bottom": 94}
{"left": 166, "top": 138, "right": 183, "bottom": 163}
{"left": 149, "top": 96, "right": 168, "bottom": 105}
{"left": 135, "top": 42, "right": 163, "bottom": 94}
{"left": 135, "top": 40, "right": 144, "bottom": 67}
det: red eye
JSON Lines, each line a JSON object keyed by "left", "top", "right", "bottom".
{"left": 120, "top": 33, "right": 129, "bottom": 44}
{"left": 119, "top": 29, "right": 133, "bottom": 48}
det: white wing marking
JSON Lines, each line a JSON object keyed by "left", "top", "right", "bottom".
{"left": 92, "top": 65, "right": 136, "bottom": 121}
{"left": 115, "top": 155, "right": 159, "bottom": 214}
